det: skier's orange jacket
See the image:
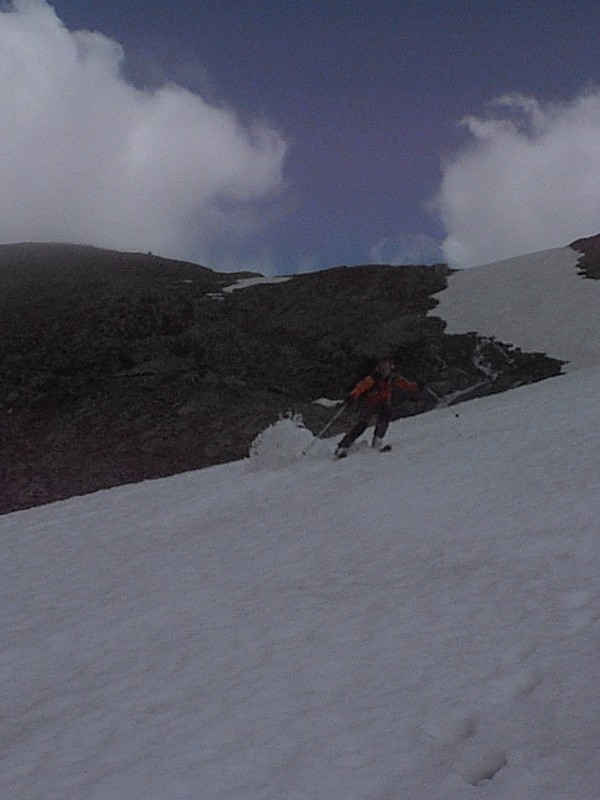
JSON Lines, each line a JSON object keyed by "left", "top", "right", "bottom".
{"left": 348, "top": 374, "right": 419, "bottom": 406}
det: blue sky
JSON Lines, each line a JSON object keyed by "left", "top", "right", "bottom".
{"left": 3, "top": 1, "right": 600, "bottom": 272}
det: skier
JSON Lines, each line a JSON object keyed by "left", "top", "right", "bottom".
{"left": 335, "top": 359, "right": 420, "bottom": 459}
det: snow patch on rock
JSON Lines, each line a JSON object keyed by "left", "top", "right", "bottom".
{"left": 435, "top": 246, "right": 600, "bottom": 371}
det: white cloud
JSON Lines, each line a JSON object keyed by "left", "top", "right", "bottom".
{"left": 435, "top": 91, "right": 600, "bottom": 267}
{"left": 369, "top": 232, "right": 444, "bottom": 265}
{"left": 0, "top": 0, "right": 287, "bottom": 267}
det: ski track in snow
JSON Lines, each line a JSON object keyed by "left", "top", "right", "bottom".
{"left": 2, "top": 365, "right": 600, "bottom": 799}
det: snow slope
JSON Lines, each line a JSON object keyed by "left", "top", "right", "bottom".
{"left": 2, "top": 367, "right": 600, "bottom": 799}
{"left": 3, "top": 245, "right": 600, "bottom": 799}
{"left": 434, "top": 246, "right": 600, "bottom": 371}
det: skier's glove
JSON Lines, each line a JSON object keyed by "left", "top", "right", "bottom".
{"left": 344, "top": 394, "right": 356, "bottom": 407}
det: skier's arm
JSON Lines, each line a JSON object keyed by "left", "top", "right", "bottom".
{"left": 346, "top": 375, "right": 375, "bottom": 402}
{"left": 393, "top": 375, "right": 419, "bottom": 392}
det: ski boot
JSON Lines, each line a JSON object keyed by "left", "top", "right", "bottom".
{"left": 372, "top": 436, "right": 391, "bottom": 453}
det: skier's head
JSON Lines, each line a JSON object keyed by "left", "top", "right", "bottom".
{"left": 375, "top": 359, "right": 395, "bottom": 378}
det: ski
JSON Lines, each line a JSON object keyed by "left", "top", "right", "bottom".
{"left": 334, "top": 444, "right": 392, "bottom": 459}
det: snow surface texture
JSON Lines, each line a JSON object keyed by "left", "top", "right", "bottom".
{"left": 435, "top": 246, "right": 600, "bottom": 370}
{"left": 3, "top": 246, "right": 600, "bottom": 799}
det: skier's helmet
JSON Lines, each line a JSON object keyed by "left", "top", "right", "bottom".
{"left": 376, "top": 359, "right": 395, "bottom": 377}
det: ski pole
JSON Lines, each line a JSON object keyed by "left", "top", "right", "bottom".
{"left": 301, "top": 403, "right": 347, "bottom": 455}
{"left": 426, "top": 387, "right": 460, "bottom": 418}
{"left": 316, "top": 403, "right": 348, "bottom": 437}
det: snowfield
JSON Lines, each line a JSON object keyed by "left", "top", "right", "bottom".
{"left": 2, "top": 246, "right": 600, "bottom": 799}
{"left": 435, "top": 246, "right": 600, "bottom": 370}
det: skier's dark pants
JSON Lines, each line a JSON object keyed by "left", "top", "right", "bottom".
{"left": 338, "top": 403, "right": 391, "bottom": 449}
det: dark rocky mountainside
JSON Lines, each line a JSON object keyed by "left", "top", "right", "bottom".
{"left": 571, "top": 233, "right": 600, "bottom": 278}
{"left": 1, "top": 242, "right": 568, "bottom": 514}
